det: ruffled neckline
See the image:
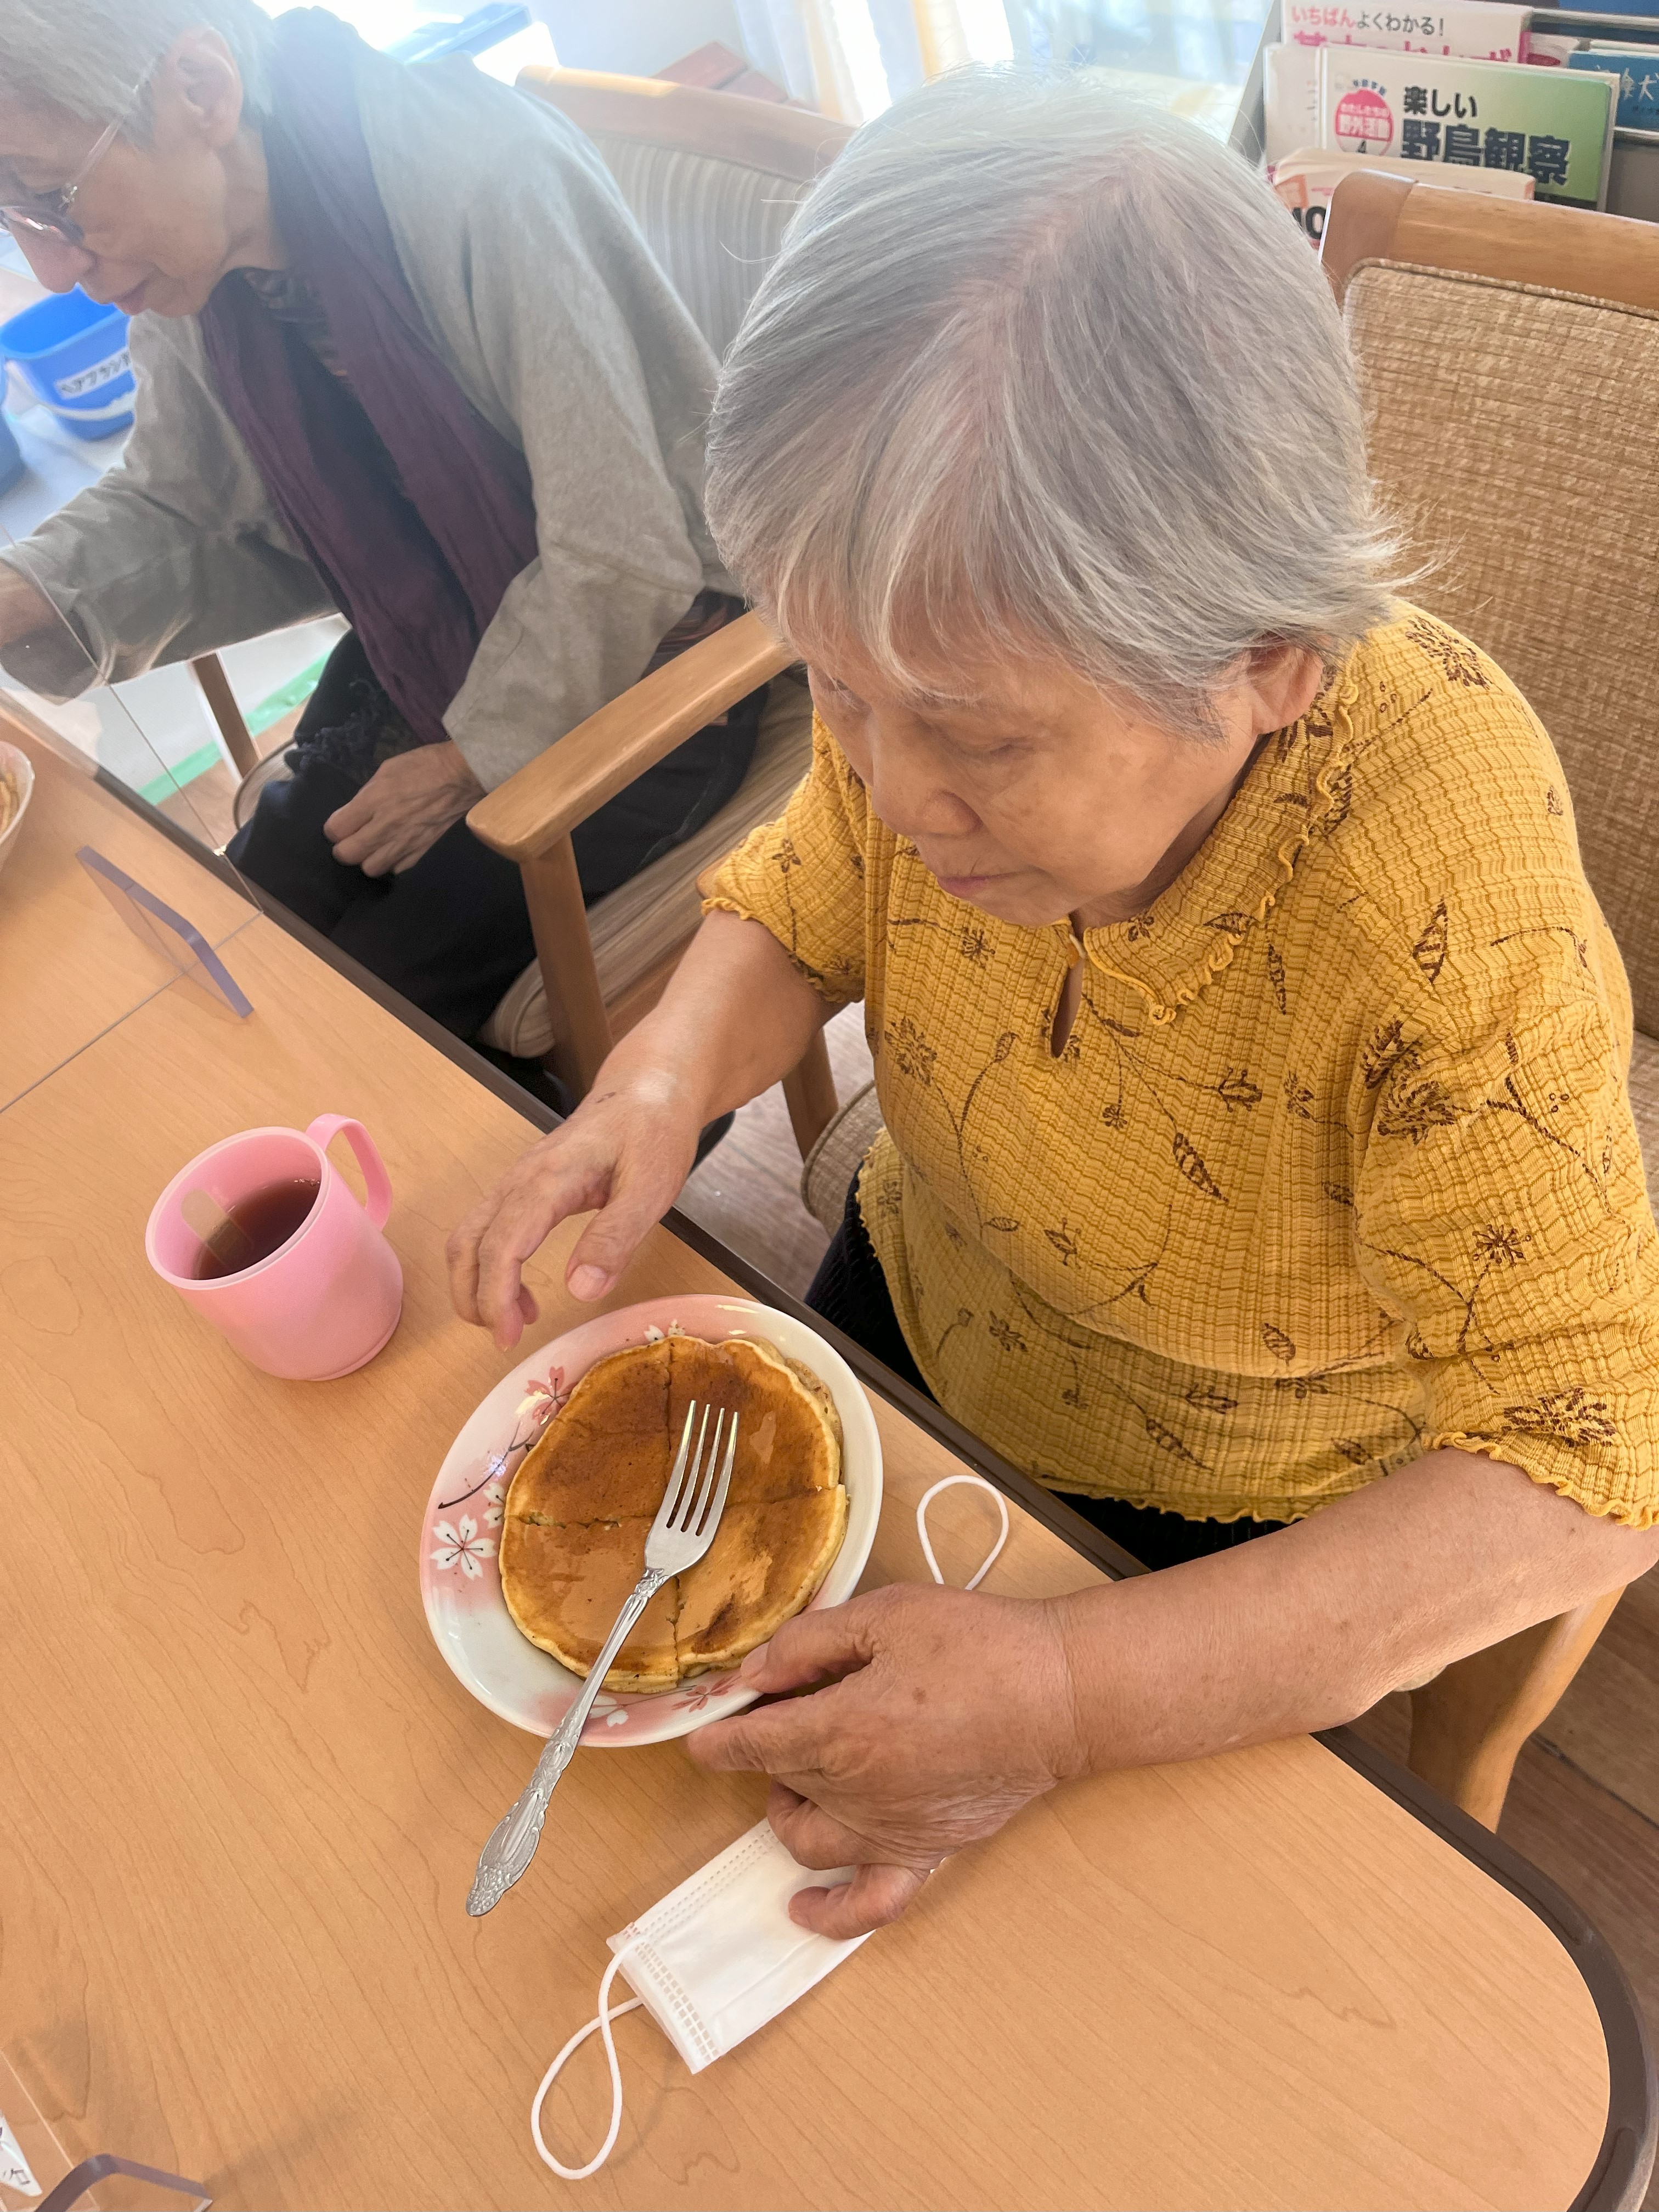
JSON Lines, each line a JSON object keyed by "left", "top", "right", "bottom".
{"left": 1070, "top": 661, "right": 1365, "bottom": 1025}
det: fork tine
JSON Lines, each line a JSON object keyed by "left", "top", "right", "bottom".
{"left": 680, "top": 1409, "right": 724, "bottom": 1533}
{"left": 672, "top": 1403, "right": 711, "bottom": 1528}
{"left": 659, "top": 1401, "right": 699, "bottom": 1530}
{"left": 699, "top": 1409, "right": 738, "bottom": 1539}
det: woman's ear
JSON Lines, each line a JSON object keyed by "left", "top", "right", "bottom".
{"left": 154, "top": 29, "right": 245, "bottom": 153}
{"left": 1240, "top": 642, "right": 1326, "bottom": 739}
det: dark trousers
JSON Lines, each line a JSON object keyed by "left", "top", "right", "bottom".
{"left": 805, "top": 1178, "right": 1286, "bottom": 1573}
{"left": 228, "top": 632, "right": 761, "bottom": 1043}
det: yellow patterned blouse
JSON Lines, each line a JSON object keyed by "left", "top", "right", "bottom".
{"left": 706, "top": 613, "right": 1659, "bottom": 1528}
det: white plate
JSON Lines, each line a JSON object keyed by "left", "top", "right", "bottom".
{"left": 419, "top": 1294, "right": 883, "bottom": 1746}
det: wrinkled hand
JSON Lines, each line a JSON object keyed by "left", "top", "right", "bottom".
{"left": 687, "top": 1583, "right": 1083, "bottom": 1939}
{"left": 324, "top": 742, "right": 484, "bottom": 876}
{"left": 447, "top": 1073, "right": 706, "bottom": 1350}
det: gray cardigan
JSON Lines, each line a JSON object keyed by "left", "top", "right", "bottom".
{"left": 4, "top": 46, "right": 727, "bottom": 790}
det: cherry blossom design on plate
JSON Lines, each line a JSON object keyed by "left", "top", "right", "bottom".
{"left": 430, "top": 1515, "right": 494, "bottom": 1579}
{"left": 419, "top": 1294, "right": 883, "bottom": 1750}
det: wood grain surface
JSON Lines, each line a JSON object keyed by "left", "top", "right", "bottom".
{"left": 0, "top": 723, "right": 253, "bottom": 1105}
{"left": 0, "top": 912, "right": 1615, "bottom": 2211}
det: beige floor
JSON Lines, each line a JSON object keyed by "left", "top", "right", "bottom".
{"left": 685, "top": 1032, "right": 1659, "bottom": 2207}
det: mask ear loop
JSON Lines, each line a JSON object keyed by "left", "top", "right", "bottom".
{"left": 530, "top": 1942, "right": 644, "bottom": 2181}
{"left": 916, "top": 1473, "right": 1009, "bottom": 1589}
{"left": 529, "top": 1475, "right": 1011, "bottom": 2181}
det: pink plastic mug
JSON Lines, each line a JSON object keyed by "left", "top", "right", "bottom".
{"left": 145, "top": 1115, "right": 403, "bottom": 1380}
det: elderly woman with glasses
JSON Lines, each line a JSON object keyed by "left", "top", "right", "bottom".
{"left": 449, "top": 74, "right": 1659, "bottom": 1935}
{"left": 0, "top": 1, "right": 754, "bottom": 1081}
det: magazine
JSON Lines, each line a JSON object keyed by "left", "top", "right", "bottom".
{"left": 1570, "top": 45, "right": 1659, "bottom": 128}
{"left": 1282, "top": 2, "right": 1530, "bottom": 63}
{"left": 1316, "top": 49, "right": 1621, "bottom": 206}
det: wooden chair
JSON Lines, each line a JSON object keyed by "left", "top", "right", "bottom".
{"left": 459, "top": 71, "right": 854, "bottom": 1143}
{"left": 192, "top": 71, "right": 854, "bottom": 1147}
{"left": 1304, "top": 172, "right": 1659, "bottom": 1826}
{"left": 797, "top": 175, "right": 1658, "bottom": 1828}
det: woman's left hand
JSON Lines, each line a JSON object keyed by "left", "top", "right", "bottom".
{"left": 323, "top": 741, "right": 485, "bottom": 876}
{"left": 687, "top": 1583, "right": 1082, "bottom": 1939}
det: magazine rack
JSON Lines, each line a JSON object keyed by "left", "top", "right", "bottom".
{"left": 1232, "top": 0, "right": 1659, "bottom": 221}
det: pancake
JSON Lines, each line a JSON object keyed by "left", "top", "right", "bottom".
{"left": 499, "top": 1331, "right": 848, "bottom": 1690}
{"left": 506, "top": 1339, "right": 674, "bottom": 1524}
{"left": 675, "top": 1489, "right": 848, "bottom": 1675}
{"left": 499, "top": 1515, "right": 679, "bottom": 1692}
{"left": 667, "top": 1334, "right": 842, "bottom": 1505}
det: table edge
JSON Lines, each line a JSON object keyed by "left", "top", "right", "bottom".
{"left": 103, "top": 765, "right": 1658, "bottom": 2212}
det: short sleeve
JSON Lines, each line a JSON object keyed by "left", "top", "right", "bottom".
{"left": 702, "top": 715, "right": 870, "bottom": 1007}
{"left": 1355, "top": 996, "right": 1659, "bottom": 1527}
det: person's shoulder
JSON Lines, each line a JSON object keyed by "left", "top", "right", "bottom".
{"left": 1322, "top": 606, "right": 1620, "bottom": 1035}
{"left": 1337, "top": 603, "right": 1579, "bottom": 877}
{"left": 351, "top": 45, "right": 627, "bottom": 240}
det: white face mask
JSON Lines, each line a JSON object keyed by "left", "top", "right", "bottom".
{"left": 531, "top": 1472, "right": 1009, "bottom": 2181}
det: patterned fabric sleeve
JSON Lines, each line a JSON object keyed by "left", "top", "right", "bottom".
{"left": 1353, "top": 988, "right": 1659, "bottom": 1527}
{"left": 702, "top": 715, "right": 870, "bottom": 1007}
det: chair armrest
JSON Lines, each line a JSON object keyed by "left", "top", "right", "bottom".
{"left": 466, "top": 610, "right": 796, "bottom": 865}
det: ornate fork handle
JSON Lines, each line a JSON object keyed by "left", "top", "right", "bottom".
{"left": 466, "top": 1567, "right": 667, "bottom": 1917}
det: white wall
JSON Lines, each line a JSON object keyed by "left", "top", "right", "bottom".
{"left": 528, "top": 0, "right": 748, "bottom": 76}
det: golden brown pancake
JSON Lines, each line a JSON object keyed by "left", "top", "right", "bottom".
{"left": 676, "top": 1489, "right": 849, "bottom": 1674}
{"left": 667, "top": 1335, "right": 842, "bottom": 1505}
{"left": 498, "top": 1515, "right": 679, "bottom": 1692}
{"left": 507, "top": 1340, "right": 674, "bottom": 1524}
{"left": 499, "top": 1331, "right": 847, "bottom": 1690}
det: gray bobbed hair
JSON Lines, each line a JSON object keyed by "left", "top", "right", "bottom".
{"left": 706, "top": 69, "right": 1399, "bottom": 732}
{"left": 0, "top": 0, "right": 275, "bottom": 131}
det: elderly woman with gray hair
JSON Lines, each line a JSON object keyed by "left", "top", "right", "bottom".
{"left": 452, "top": 74, "right": 1659, "bottom": 1936}
{"left": 0, "top": 1, "right": 754, "bottom": 1077}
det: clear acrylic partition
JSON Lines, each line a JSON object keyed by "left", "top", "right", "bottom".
{"left": 1012, "top": 0, "right": 1275, "bottom": 140}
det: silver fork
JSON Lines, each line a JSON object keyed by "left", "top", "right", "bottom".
{"left": 466, "top": 1400, "right": 739, "bottom": 1917}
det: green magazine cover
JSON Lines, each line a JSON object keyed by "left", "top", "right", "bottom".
{"left": 1316, "top": 50, "right": 1620, "bottom": 206}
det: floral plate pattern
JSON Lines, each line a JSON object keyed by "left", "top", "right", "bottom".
{"left": 419, "top": 1294, "right": 884, "bottom": 1746}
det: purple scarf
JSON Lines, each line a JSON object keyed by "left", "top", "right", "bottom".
{"left": 200, "top": 8, "right": 538, "bottom": 744}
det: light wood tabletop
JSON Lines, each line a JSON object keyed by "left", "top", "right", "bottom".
{"left": 0, "top": 721, "right": 253, "bottom": 1107}
{"left": 0, "top": 868, "right": 1634, "bottom": 2211}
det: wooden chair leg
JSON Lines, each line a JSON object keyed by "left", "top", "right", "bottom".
{"left": 191, "top": 653, "right": 259, "bottom": 780}
{"left": 781, "top": 1028, "right": 838, "bottom": 1158}
{"left": 518, "top": 836, "right": 613, "bottom": 1104}
{"left": 1407, "top": 1586, "right": 1623, "bottom": 1829}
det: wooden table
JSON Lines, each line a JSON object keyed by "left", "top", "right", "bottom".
{"left": 0, "top": 749, "right": 1649, "bottom": 2212}
{"left": 0, "top": 728, "right": 253, "bottom": 1105}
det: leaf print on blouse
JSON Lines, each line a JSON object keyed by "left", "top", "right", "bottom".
{"left": 934, "top": 1306, "right": 975, "bottom": 1362}
{"left": 884, "top": 1016, "right": 936, "bottom": 1085}
{"left": 1216, "top": 1068, "right": 1263, "bottom": 1110}
{"left": 1262, "top": 1321, "right": 1297, "bottom": 1364}
{"left": 986, "top": 1311, "right": 1029, "bottom": 1355}
{"left": 1267, "top": 942, "right": 1288, "bottom": 1015}
{"left": 1375, "top": 1073, "right": 1462, "bottom": 1146}
{"left": 1172, "top": 1130, "right": 1226, "bottom": 1201}
{"left": 1362, "top": 1019, "right": 1421, "bottom": 1090}
{"left": 1546, "top": 786, "right": 1565, "bottom": 819}
{"left": 1504, "top": 1387, "right": 1618, "bottom": 1448}
{"left": 889, "top": 914, "right": 994, "bottom": 966}
{"left": 1412, "top": 901, "right": 1449, "bottom": 985}
{"left": 1283, "top": 1071, "right": 1315, "bottom": 1121}
{"left": 1044, "top": 1221, "right": 1081, "bottom": 1266}
{"left": 1492, "top": 924, "right": 1591, "bottom": 975}
{"left": 1185, "top": 1384, "right": 1239, "bottom": 1413}
{"left": 1406, "top": 614, "right": 1490, "bottom": 689}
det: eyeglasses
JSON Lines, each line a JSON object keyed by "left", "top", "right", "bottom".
{"left": 0, "top": 65, "right": 155, "bottom": 249}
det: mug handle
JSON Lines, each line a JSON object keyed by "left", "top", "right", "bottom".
{"left": 306, "top": 1115, "right": 393, "bottom": 1229}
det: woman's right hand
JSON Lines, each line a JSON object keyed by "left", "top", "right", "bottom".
{"left": 446, "top": 1070, "right": 706, "bottom": 1350}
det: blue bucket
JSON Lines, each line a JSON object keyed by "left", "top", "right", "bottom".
{"left": 0, "top": 289, "right": 134, "bottom": 439}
